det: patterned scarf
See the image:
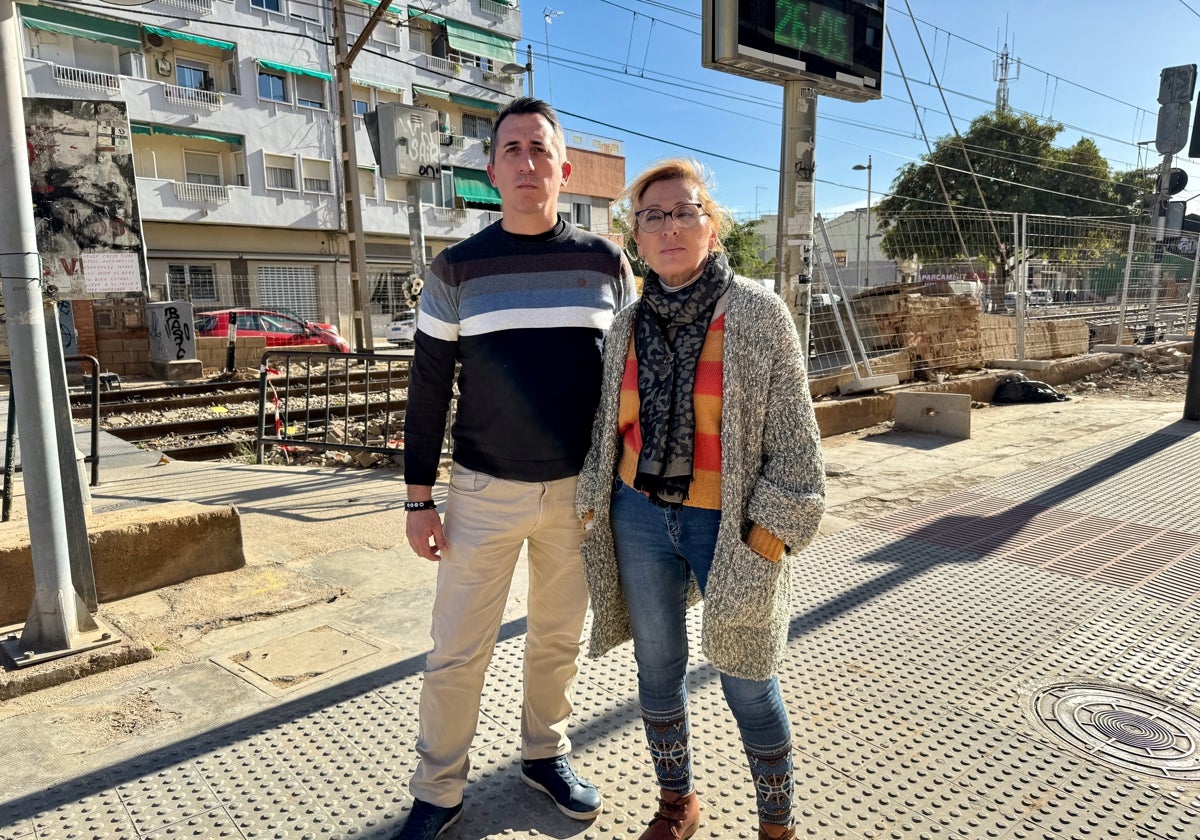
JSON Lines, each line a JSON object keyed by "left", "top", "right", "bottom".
{"left": 633, "top": 253, "right": 733, "bottom": 505}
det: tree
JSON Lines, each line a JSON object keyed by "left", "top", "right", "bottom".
{"left": 874, "top": 110, "right": 1151, "bottom": 266}
{"left": 723, "top": 218, "right": 774, "bottom": 279}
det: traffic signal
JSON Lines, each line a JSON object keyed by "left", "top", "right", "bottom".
{"left": 1159, "top": 167, "right": 1189, "bottom": 195}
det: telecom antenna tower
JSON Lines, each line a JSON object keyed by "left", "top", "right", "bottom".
{"left": 994, "top": 41, "right": 1020, "bottom": 113}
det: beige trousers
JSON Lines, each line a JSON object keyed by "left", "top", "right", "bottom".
{"left": 410, "top": 464, "right": 588, "bottom": 807}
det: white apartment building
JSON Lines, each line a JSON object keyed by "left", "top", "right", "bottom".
{"left": 15, "top": 0, "right": 618, "bottom": 336}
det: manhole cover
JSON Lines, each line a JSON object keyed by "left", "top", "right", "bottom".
{"left": 1033, "top": 683, "right": 1200, "bottom": 780}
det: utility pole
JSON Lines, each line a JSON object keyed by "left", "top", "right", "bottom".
{"left": 0, "top": 0, "right": 113, "bottom": 665}
{"left": 333, "top": 0, "right": 390, "bottom": 352}
{"left": 777, "top": 82, "right": 816, "bottom": 353}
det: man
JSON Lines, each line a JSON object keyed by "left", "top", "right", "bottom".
{"left": 396, "top": 97, "right": 636, "bottom": 840}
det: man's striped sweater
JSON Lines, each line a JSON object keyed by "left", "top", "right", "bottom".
{"left": 404, "top": 219, "right": 636, "bottom": 486}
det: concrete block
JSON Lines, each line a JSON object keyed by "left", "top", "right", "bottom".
{"left": 0, "top": 501, "right": 244, "bottom": 626}
{"left": 894, "top": 391, "right": 971, "bottom": 439}
{"left": 150, "top": 358, "right": 204, "bottom": 381}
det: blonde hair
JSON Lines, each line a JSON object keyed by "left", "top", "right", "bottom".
{"left": 618, "top": 158, "right": 733, "bottom": 254}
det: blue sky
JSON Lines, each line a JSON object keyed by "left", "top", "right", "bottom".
{"left": 519, "top": 1, "right": 1200, "bottom": 222}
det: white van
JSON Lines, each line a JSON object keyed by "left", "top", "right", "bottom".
{"left": 1029, "top": 289, "right": 1054, "bottom": 306}
{"left": 1003, "top": 291, "right": 1025, "bottom": 310}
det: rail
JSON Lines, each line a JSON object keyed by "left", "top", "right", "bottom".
{"left": 255, "top": 351, "right": 411, "bottom": 464}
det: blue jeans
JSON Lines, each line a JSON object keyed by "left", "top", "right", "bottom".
{"left": 609, "top": 480, "right": 791, "bottom": 754}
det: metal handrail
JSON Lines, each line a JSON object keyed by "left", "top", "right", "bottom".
{"left": 0, "top": 354, "right": 101, "bottom": 521}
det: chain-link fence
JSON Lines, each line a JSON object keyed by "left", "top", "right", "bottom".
{"left": 808, "top": 211, "right": 1199, "bottom": 388}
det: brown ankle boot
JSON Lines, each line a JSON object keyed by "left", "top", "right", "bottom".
{"left": 638, "top": 789, "right": 700, "bottom": 840}
{"left": 758, "top": 822, "right": 795, "bottom": 840}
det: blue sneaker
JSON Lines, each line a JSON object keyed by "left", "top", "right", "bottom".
{"left": 391, "top": 798, "right": 462, "bottom": 839}
{"left": 520, "top": 755, "right": 603, "bottom": 820}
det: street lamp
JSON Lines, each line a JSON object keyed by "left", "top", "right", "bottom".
{"left": 853, "top": 155, "right": 872, "bottom": 288}
{"left": 500, "top": 44, "right": 534, "bottom": 98}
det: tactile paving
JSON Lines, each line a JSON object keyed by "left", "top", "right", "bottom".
{"left": 7, "top": 424, "right": 1200, "bottom": 838}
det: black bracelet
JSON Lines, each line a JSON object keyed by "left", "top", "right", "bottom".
{"left": 404, "top": 499, "right": 437, "bottom": 512}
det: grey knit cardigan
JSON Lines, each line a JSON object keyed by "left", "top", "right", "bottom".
{"left": 575, "top": 277, "right": 826, "bottom": 681}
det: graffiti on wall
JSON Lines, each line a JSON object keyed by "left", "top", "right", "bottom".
{"left": 24, "top": 98, "right": 148, "bottom": 300}
{"left": 147, "top": 301, "right": 196, "bottom": 362}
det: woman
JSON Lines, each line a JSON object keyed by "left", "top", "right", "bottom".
{"left": 576, "top": 159, "right": 825, "bottom": 840}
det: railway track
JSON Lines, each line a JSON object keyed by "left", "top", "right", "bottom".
{"left": 89, "top": 363, "right": 410, "bottom": 463}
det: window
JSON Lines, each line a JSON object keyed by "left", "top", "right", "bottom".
{"left": 462, "top": 113, "right": 493, "bottom": 140}
{"left": 184, "top": 151, "right": 222, "bottom": 186}
{"left": 358, "top": 166, "right": 377, "bottom": 199}
{"left": 264, "top": 153, "right": 297, "bottom": 190}
{"left": 168, "top": 264, "right": 217, "bottom": 301}
{"left": 295, "top": 74, "right": 326, "bottom": 109}
{"left": 352, "top": 98, "right": 368, "bottom": 117}
{"left": 289, "top": 0, "right": 318, "bottom": 22}
{"left": 301, "top": 158, "right": 332, "bottom": 193}
{"left": 177, "top": 60, "right": 214, "bottom": 92}
{"left": 251, "top": 0, "right": 283, "bottom": 11}
{"left": 420, "top": 169, "right": 454, "bottom": 208}
{"left": 408, "top": 27, "right": 429, "bottom": 53}
{"left": 232, "top": 151, "right": 246, "bottom": 187}
{"left": 258, "top": 69, "right": 287, "bottom": 102}
{"left": 573, "top": 202, "right": 591, "bottom": 229}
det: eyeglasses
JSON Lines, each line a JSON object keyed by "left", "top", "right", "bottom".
{"left": 634, "top": 203, "right": 707, "bottom": 233}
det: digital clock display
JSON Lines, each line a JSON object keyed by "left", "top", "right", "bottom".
{"left": 704, "top": 1, "right": 884, "bottom": 101}
{"left": 772, "top": 0, "right": 852, "bottom": 64}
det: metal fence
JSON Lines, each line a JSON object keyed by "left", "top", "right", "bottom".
{"left": 255, "top": 351, "right": 413, "bottom": 465}
{"left": 809, "top": 211, "right": 1199, "bottom": 381}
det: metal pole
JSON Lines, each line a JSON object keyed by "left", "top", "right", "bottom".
{"left": 1146, "top": 152, "right": 1173, "bottom": 345}
{"left": 777, "top": 83, "right": 817, "bottom": 357}
{"left": 527, "top": 44, "right": 534, "bottom": 97}
{"left": 1016, "top": 213, "right": 1027, "bottom": 361}
{"left": 0, "top": 0, "right": 98, "bottom": 657}
{"left": 1117, "top": 223, "right": 1137, "bottom": 346}
{"left": 854, "top": 206, "right": 862, "bottom": 292}
{"left": 1184, "top": 288, "right": 1200, "bottom": 420}
{"left": 334, "top": 0, "right": 375, "bottom": 352}
{"left": 864, "top": 155, "right": 872, "bottom": 286}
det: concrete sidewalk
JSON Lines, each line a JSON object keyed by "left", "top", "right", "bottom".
{"left": 1, "top": 393, "right": 1198, "bottom": 839}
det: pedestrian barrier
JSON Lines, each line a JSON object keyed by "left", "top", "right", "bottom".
{"left": 254, "top": 350, "right": 413, "bottom": 465}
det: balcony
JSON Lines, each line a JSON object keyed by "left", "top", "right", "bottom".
{"left": 481, "top": 69, "right": 522, "bottom": 94}
{"left": 421, "top": 54, "right": 462, "bottom": 77}
{"left": 162, "top": 84, "right": 223, "bottom": 111}
{"left": 432, "top": 206, "right": 466, "bottom": 223}
{"left": 173, "top": 181, "right": 230, "bottom": 205}
{"left": 479, "top": 0, "right": 516, "bottom": 19}
{"left": 53, "top": 64, "right": 120, "bottom": 93}
{"left": 159, "top": 0, "right": 213, "bottom": 13}
{"left": 425, "top": 205, "right": 499, "bottom": 238}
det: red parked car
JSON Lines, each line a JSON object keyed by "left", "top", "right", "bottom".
{"left": 194, "top": 309, "right": 350, "bottom": 353}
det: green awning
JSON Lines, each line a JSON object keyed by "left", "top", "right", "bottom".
{"left": 413, "top": 84, "right": 450, "bottom": 101}
{"left": 406, "top": 7, "right": 446, "bottom": 26}
{"left": 454, "top": 168, "right": 501, "bottom": 206}
{"left": 352, "top": 75, "right": 404, "bottom": 95}
{"left": 19, "top": 3, "right": 140, "bottom": 49}
{"left": 359, "top": 0, "right": 404, "bottom": 13}
{"left": 256, "top": 58, "right": 333, "bottom": 83}
{"left": 444, "top": 19, "right": 516, "bottom": 64}
{"left": 144, "top": 25, "right": 235, "bottom": 53}
{"left": 450, "top": 93, "right": 500, "bottom": 112}
{"left": 131, "top": 122, "right": 243, "bottom": 146}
